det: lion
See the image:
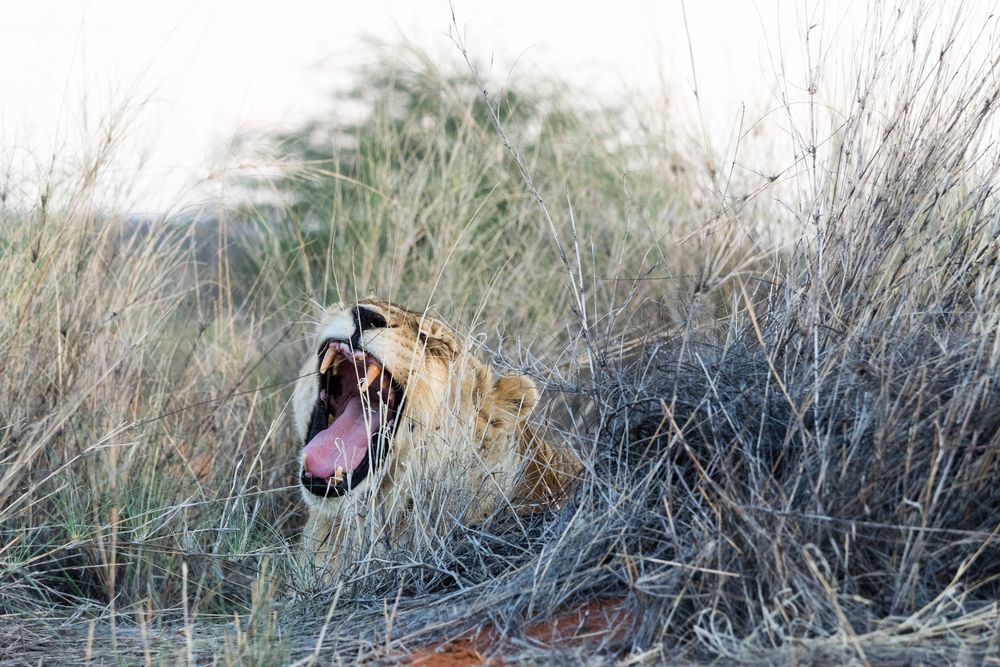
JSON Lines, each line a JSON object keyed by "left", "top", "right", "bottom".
{"left": 291, "top": 298, "right": 573, "bottom": 574}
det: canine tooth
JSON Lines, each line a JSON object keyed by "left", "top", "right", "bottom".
{"left": 360, "top": 364, "right": 380, "bottom": 391}
{"left": 320, "top": 347, "right": 340, "bottom": 374}
{"left": 334, "top": 466, "right": 344, "bottom": 481}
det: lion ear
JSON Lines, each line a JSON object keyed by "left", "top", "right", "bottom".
{"left": 491, "top": 374, "right": 538, "bottom": 426}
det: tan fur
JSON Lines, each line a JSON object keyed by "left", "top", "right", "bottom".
{"left": 292, "top": 298, "right": 574, "bottom": 574}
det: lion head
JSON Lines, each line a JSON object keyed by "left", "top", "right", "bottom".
{"left": 292, "top": 299, "right": 564, "bottom": 554}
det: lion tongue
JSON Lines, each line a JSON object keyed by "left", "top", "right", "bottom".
{"left": 303, "top": 394, "right": 380, "bottom": 480}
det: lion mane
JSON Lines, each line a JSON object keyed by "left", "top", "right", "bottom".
{"left": 292, "top": 298, "right": 571, "bottom": 573}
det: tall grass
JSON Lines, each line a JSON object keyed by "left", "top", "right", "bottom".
{"left": 2, "top": 3, "right": 999, "bottom": 664}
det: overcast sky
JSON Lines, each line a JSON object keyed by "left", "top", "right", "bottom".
{"left": 3, "top": 1, "right": 990, "bottom": 214}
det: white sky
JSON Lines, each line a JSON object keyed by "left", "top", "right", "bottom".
{"left": 2, "top": 1, "right": 991, "bottom": 214}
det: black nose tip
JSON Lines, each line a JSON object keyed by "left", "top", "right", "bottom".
{"left": 351, "top": 305, "right": 387, "bottom": 348}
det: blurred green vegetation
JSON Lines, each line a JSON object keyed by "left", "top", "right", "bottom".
{"left": 229, "top": 46, "right": 710, "bottom": 345}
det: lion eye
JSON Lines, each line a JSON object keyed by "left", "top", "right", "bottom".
{"left": 416, "top": 329, "right": 455, "bottom": 357}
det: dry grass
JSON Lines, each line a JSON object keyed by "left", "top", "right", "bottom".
{"left": 2, "top": 3, "right": 1000, "bottom": 665}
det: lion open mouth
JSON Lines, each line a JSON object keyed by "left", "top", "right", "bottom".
{"left": 300, "top": 340, "right": 403, "bottom": 497}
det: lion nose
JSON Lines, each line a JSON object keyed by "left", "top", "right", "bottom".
{"left": 350, "top": 305, "right": 387, "bottom": 348}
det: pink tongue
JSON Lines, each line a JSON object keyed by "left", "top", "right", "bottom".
{"left": 303, "top": 395, "right": 380, "bottom": 480}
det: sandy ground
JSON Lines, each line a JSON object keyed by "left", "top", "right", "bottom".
{"left": 404, "top": 597, "right": 631, "bottom": 666}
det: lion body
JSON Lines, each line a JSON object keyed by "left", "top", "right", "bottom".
{"left": 292, "top": 299, "right": 571, "bottom": 574}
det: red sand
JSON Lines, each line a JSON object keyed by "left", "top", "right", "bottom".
{"left": 404, "top": 597, "right": 632, "bottom": 666}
